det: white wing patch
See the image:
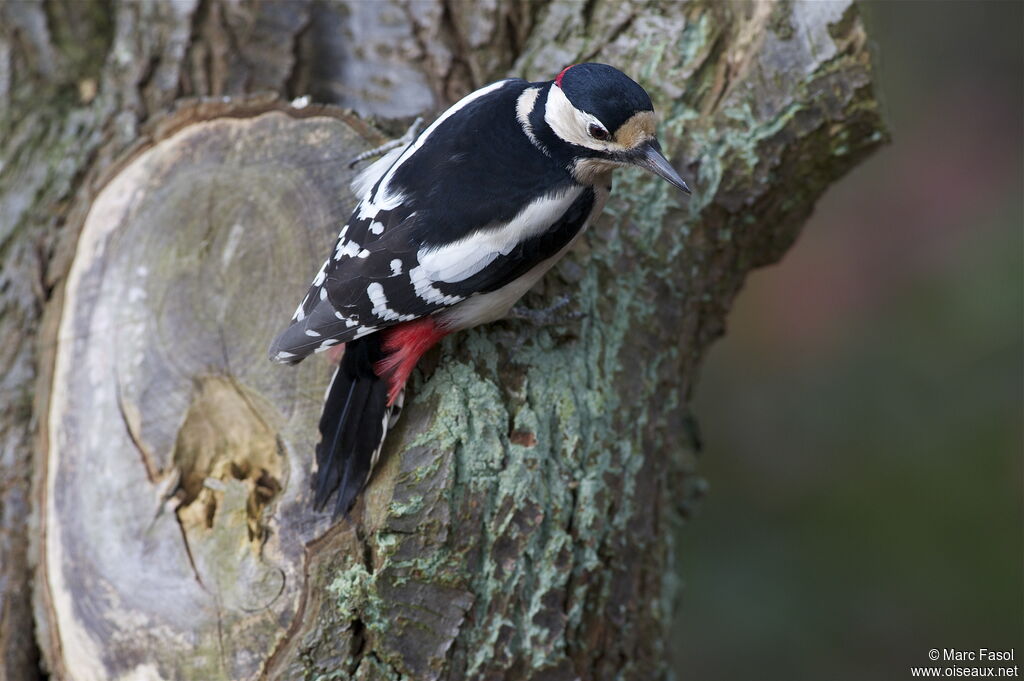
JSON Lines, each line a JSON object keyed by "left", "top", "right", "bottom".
{"left": 313, "top": 338, "right": 341, "bottom": 354}
{"left": 293, "top": 294, "right": 309, "bottom": 321}
{"left": 409, "top": 266, "right": 465, "bottom": 306}
{"left": 312, "top": 260, "right": 328, "bottom": 286}
{"left": 417, "top": 250, "right": 500, "bottom": 283}
{"left": 335, "top": 311, "right": 360, "bottom": 327}
{"left": 367, "top": 282, "right": 418, "bottom": 322}
{"left": 335, "top": 238, "right": 362, "bottom": 260}
{"left": 416, "top": 187, "right": 582, "bottom": 283}
{"left": 357, "top": 190, "right": 406, "bottom": 220}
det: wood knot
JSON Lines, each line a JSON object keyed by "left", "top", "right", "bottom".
{"left": 173, "top": 376, "right": 283, "bottom": 542}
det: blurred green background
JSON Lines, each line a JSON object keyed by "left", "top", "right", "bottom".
{"left": 673, "top": 2, "right": 1023, "bottom": 679}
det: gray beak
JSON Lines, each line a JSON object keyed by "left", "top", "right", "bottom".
{"left": 636, "top": 139, "right": 691, "bottom": 194}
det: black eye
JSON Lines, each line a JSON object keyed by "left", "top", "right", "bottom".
{"left": 588, "top": 124, "right": 609, "bottom": 141}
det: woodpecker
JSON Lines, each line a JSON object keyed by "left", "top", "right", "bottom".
{"left": 269, "top": 63, "right": 690, "bottom": 516}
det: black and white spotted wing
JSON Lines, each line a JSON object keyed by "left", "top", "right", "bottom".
{"left": 268, "top": 79, "right": 594, "bottom": 365}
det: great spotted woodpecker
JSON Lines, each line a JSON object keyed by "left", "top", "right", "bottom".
{"left": 269, "top": 63, "right": 690, "bottom": 516}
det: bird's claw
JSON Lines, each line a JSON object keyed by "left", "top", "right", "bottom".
{"left": 507, "top": 295, "right": 584, "bottom": 327}
{"left": 347, "top": 117, "right": 424, "bottom": 168}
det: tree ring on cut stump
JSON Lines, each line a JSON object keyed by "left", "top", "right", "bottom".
{"left": 41, "top": 106, "right": 383, "bottom": 681}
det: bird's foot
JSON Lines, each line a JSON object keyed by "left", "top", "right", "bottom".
{"left": 348, "top": 117, "right": 424, "bottom": 168}
{"left": 507, "top": 295, "right": 584, "bottom": 327}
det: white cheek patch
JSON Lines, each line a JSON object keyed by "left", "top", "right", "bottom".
{"left": 545, "top": 84, "right": 624, "bottom": 153}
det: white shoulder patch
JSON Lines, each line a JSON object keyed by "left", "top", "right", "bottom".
{"left": 416, "top": 187, "right": 582, "bottom": 283}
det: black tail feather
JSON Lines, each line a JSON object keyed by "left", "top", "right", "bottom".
{"left": 313, "top": 335, "right": 390, "bottom": 517}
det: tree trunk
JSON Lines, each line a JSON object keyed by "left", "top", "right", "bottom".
{"left": 0, "top": 2, "right": 886, "bottom": 680}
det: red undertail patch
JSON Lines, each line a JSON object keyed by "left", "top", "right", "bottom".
{"left": 375, "top": 317, "right": 448, "bottom": 406}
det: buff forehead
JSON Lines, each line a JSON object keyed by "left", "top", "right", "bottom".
{"left": 613, "top": 110, "right": 657, "bottom": 148}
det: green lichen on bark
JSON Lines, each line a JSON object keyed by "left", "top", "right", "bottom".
{"left": 12, "top": 1, "right": 886, "bottom": 680}
{"left": 288, "top": 2, "right": 887, "bottom": 680}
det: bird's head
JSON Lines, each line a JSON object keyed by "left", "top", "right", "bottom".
{"left": 544, "top": 63, "right": 690, "bottom": 193}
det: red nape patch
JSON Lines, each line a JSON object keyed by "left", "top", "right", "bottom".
{"left": 376, "top": 317, "right": 448, "bottom": 406}
{"left": 554, "top": 64, "right": 574, "bottom": 88}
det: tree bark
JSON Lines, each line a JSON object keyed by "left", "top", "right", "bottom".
{"left": 0, "top": 2, "right": 886, "bottom": 680}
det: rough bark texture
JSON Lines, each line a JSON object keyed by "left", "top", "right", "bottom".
{"left": 0, "top": 2, "right": 886, "bottom": 680}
